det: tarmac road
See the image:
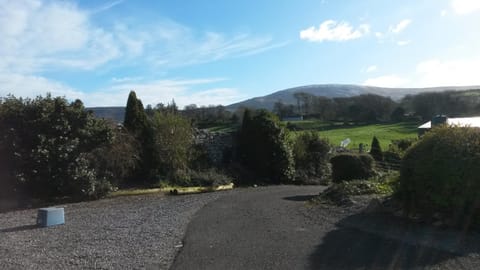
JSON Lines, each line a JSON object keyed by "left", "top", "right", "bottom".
{"left": 170, "top": 185, "right": 480, "bottom": 270}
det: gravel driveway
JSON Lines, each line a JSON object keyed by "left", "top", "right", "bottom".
{"left": 0, "top": 191, "right": 231, "bottom": 269}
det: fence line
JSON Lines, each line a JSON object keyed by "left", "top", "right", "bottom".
{"left": 375, "top": 160, "right": 401, "bottom": 172}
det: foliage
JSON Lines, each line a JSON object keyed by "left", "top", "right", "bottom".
{"left": 390, "top": 106, "right": 406, "bottom": 122}
{"left": 124, "top": 91, "right": 149, "bottom": 136}
{"left": 273, "top": 101, "right": 296, "bottom": 118}
{"left": 391, "top": 138, "right": 417, "bottom": 152}
{"left": 151, "top": 111, "right": 193, "bottom": 185}
{"left": 369, "top": 136, "right": 383, "bottom": 161}
{"left": 398, "top": 126, "right": 480, "bottom": 227}
{"left": 329, "top": 179, "right": 395, "bottom": 196}
{"left": 277, "top": 93, "right": 396, "bottom": 122}
{"left": 123, "top": 91, "right": 159, "bottom": 182}
{"left": 189, "top": 169, "right": 233, "bottom": 187}
{"left": 293, "top": 132, "right": 331, "bottom": 183}
{"left": 236, "top": 109, "right": 295, "bottom": 184}
{"left": 182, "top": 104, "right": 233, "bottom": 127}
{"left": 330, "top": 153, "right": 376, "bottom": 182}
{"left": 318, "top": 173, "right": 399, "bottom": 205}
{"left": 89, "top": 126, "right": 139, "bottom": 187}
{"left": 401, "top": 90, "right": 480, "bottom": 121}
{"left": 0, "top": 95, "right": 119, "bottom": 200}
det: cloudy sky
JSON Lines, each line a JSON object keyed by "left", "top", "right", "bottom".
{"left": 1, "top": 0, "right": 480, "bottom": 107}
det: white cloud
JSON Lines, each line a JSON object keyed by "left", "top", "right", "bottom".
{"left": 441, "top": 9, "right": 448, "bottom": 16}
{"left": 363, "top": 57, "right": 480, "bottom": 89}
{"left": 0, "top": 1, "right": 280, "bottom": 73}
{"left": 0, "top": 73, "right": 84, "bottom": 100}
{"left": 415, "top": 58, "right": 480, "bottom": 86}
{"left": 390, "top": 19, "right": 412, "bottom": 33}
{"left": 365, "top": 65, "right": 378, "bottom": 73}
{"left": 0, "top": 75, "right": 243, "bottom": 107}
{"left": 363, "top": 75, "right": 409, "bottom": 88}
{"left": 146, "top": 28, "right": 282, "bottom": 68}
{"left": 451, "top": 0, "right": 480, "bottom": 14}
{"left": 375, "top": 19, "right": 412, "bottom": 44}
{"left": 111, "top": 76, "right": 144, "bottom": 83}
{"left": 0, "top": 0, "right": 280, "bottom": 107}
{"left": 84, "top": 78, "right": 244, "bottom": 107}
{"left": 0, "top": 0, "right": 120, "bottom": 73}
{"left": 90, "top": 0, "right": 124, "bottom": 14}
{"left": 397, "top": 40, "right": 411, "bottom": 46}
{"left": 300, "top": 20, "right": 370, "bottom": 42}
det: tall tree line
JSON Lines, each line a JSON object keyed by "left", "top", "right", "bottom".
{"left": 273, "top": 89, "right": 480, "bottom": 122}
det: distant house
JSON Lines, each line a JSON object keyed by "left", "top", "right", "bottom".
{"left": 418, "top": 115, "right": 480, "bottom": 135}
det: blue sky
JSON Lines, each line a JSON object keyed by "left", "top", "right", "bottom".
{"left": 1, "top": 0, "right": 480, "bottom": 107}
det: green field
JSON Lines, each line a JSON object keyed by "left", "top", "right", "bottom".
{"left": 288, "top": 121, "right": 419, "bottom": 149}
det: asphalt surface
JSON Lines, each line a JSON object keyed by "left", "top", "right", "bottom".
{"left": 171, "top": 185, "right": 480, "bottom": 270}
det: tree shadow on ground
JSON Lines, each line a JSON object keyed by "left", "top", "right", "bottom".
{"left": 309, "top": 213, "right": 480, "bottom": 269}
{"left": 0, "top": 224, "right": 39, "bottom": 233}
{"left": 283, "top": 195, "right": 317, "bottom": 202}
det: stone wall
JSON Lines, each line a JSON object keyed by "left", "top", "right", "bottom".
{"left": 194, "top": 129, "right": 234, "bottom": 166}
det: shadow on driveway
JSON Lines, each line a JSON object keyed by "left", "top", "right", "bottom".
{"left": 309, "top": 213, "right": 480, "bottom": 269}
{"left": 1, "top": 224, "right": 39, "bottom": 233}
{"left": 283, "top": 195, "right": 317, "bottom": 202}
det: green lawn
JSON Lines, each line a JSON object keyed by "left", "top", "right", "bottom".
{"left": 290, "top": 121, "right": 419, "bottom": 149}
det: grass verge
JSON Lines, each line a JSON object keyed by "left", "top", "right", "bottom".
{"left": 108, "top": 183, "right": 234, "bottom": 198}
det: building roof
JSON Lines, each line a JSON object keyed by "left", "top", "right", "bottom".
{"left": 418, "top": 116, "right": 480, "bottom": 129}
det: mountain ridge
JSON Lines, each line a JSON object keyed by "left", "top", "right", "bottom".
{"left": 88, "top": 84, "right": 480, "bottom": 122}
{"left": 226, "top": 84, "right": 480, "bottom": 111}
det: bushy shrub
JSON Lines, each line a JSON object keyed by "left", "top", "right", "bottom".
{"left": 318, "top": 173, "right": 399, "bottom": 205}
{"left": 89, "top": 125, "right": 139, "bottom": 187}
{"left": 330, "top": 153, "right": 376, "bottom": 182}
{"left": 391, "top": 138, "right": 417, "bottom": 152}
{"left": 293, "top": 132, "right": 331, "bottom": 184}
{"left": 0, "top": 95, "right": 119, "bottom": 200}
{"left": 236, "top": 109, "right": 295, "bottom": 184}
{"left": 189, "top": 169, "right": 233, "bottom": 187}
{"left": 370, "top": 136, "right": 383, "bottom": 161}
{"left": 151, "top": 111, "right": 193, "bottom": 185}
{"left": 398, "top": 126, "right": 480, "bottom": 226}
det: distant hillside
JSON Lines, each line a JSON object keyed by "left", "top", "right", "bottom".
{"left": 86, "top": 85, "right": 480, "bottom": 122}
{"left": 88, "top": 107, "right": 125, "bottom": 123}
{"left": 226, "top": 84, "right": 480, "bottom": 111}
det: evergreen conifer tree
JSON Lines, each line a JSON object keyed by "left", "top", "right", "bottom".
{"left": 370, "top": 136, "right": 383, "bottom": 161}
{"left": 123, "top": 91, "right": 158, "bottom": 182}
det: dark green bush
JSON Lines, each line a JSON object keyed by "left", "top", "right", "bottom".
{"left": 89, "top": 126, "right": 139, "bottom": 187}
{"left": 392, "top": 138, "right": 417, "bottom": 152}
{"left": 293, "top": 132, "right": 331, "bottom": 184}
{"left": 123, "top": 91, "right": 159, "bottom": 182}
{"left": 189, "top": 169, "right": 233, "bottom": 187}
{"left": 330, "top": 153, "right": 376, "bottom": 182}
{"left": 0, "top": 95, "right": 120, "bottom": 200}
{"left": 399, "top": 126, "right": 480, "bottom": 226}
{"left": 236, "top": 109, "right": 295, "bottom": 184}
{"left": 370, "top": 136, "right": 383, "bottom": 161}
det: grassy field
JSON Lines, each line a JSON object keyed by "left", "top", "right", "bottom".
{"left": 199, "top": 119, "right": 420, "bottom": 150}
{"left": 288, "top": 121, "right": 419, "bottom": 149}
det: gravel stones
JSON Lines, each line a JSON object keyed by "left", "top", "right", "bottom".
{"left": 0, "top": 191, "right": 229, "bottom": 269}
